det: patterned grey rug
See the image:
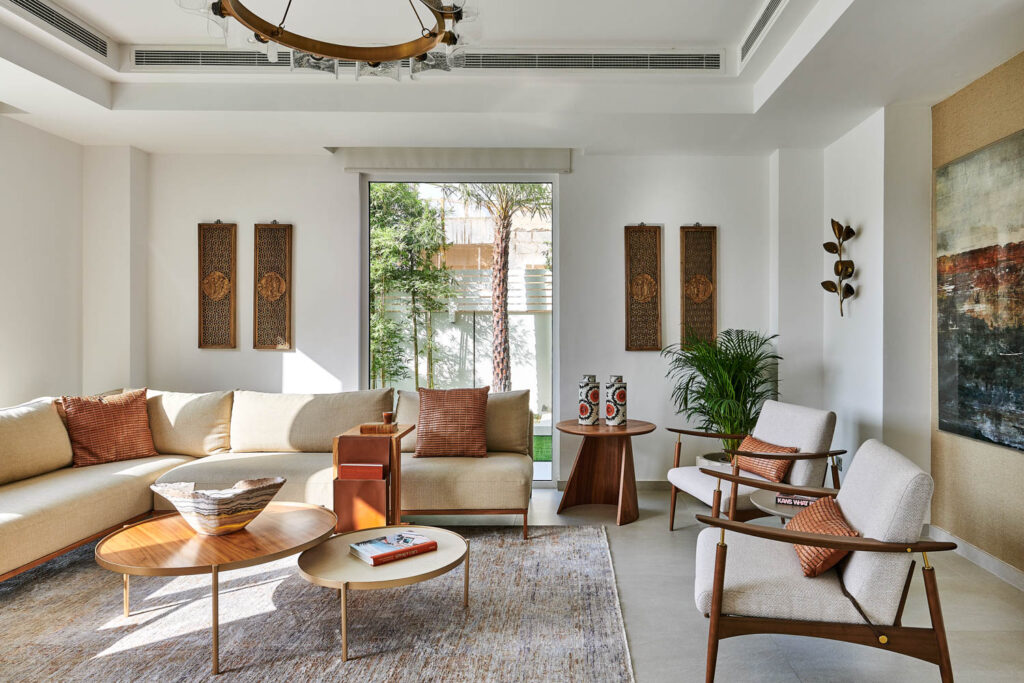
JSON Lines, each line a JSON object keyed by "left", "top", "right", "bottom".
{"left": 0, "top": 525, "right": 633, "bottom": 682}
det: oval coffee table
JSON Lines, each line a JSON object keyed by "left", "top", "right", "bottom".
{"left": 95, "top": 502, "right": 337, "bottom": 675}
{"left": 556, "top": 419, "right": 656, "bottom": 525}
{"left": 297, "top": 525, "right": 468, "bottom": 661}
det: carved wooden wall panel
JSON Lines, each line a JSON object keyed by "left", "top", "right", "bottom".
{"left": 680, "top": 225, "right": 717, "bottom": 342}
{"left": 253, "top": 223, "right": 293, "bottom": 350}
{"left": 624, "top": 224, "right": 662, "bottom": 351}
{"left": 198, "top": 222, "right": 237, "bottom": 349}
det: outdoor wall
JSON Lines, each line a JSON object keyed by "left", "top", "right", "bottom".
{"left": 146, "top": 153, "right": 362, "bottom": 393}
{"left": 931, "top": 51, "right": 1024, "bottom": 571}
{"left": 0, "top": 117, "right": 82, "bottom": 408}
{"left": 821, "top": 110, "right": 886, "bottom": 470}
{"left": 558, "top": 154, "right": 770, "bottom": 483}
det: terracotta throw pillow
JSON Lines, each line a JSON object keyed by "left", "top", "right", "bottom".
{"left": 415, "top": 387, "right": 489, "bottom": 457}
{"left": 62, "top": 389, "right": 159, "bottom": 467}
{"left": 786, "top": 495, "right": 860, "bottom": 577}
{"left": 735, "top": 435, "right": 798, "bottom": 483}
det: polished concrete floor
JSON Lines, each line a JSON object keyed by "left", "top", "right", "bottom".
{"left": 407, "top": 488, "right": 1024, "bottom": 682}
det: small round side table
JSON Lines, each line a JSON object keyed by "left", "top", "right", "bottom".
{"left": 555, "top": 419, "right": 656, "bottom": 525}
{"left": 750, "top": 488, "right": 801, "bottom": 521}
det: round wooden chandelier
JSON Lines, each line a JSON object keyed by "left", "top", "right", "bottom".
{"left": 211, "top": 0, "right": 467, "bottom": 64}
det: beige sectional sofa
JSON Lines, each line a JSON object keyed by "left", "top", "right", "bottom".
{"left": 0, "top": 387, "right": 533, "bottom": 580}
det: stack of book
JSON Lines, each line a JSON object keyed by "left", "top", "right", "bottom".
{"left": 775, "top": 493, "right": 818, "bottom": 507}
{"left": 359, "top": 422, "right": 398, "bottom": 435}
{"left": 349, "top": 531, "right": 437, "bottom": 566}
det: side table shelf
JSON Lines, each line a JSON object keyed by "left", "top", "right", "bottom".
{"left": 333, "top": 424, "right": 415, "bottom": 533}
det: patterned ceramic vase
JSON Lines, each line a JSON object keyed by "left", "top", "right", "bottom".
{"left": 578, "top": 374, "right": 600, "bottom": 425}
{"left": 605, "top": 375, "right": 627, "bottom": 426}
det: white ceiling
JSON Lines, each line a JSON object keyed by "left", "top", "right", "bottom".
{"left": 56, "top": 0, "right": 767, "bottom": 50}
{"left": 2, "top": 0, "right": 1024, "bottom": 155}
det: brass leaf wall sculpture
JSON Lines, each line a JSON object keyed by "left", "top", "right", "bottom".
{"left": 821, "top": 218, "right": 856, "bottom": 316}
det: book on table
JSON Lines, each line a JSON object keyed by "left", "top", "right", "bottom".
{"left": 775, "top": 493, "right": 818, "bottom": 507}
{"left": 349, "top": 531, "right": 437, "bottom": 566}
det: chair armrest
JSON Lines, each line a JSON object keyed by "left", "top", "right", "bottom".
{"left": 666, "top": 427, "right": 748, "bottom": 440}
{"left": 698, "top": 468, "right": 838, "bottom": 498}
{"left": 695, "top": 515, "right": 957, "bottom": 554}
{"left": 723, "top": 448, "right": 847, "bottom": 461}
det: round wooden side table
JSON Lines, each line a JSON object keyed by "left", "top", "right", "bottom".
{"left": 94, "top": 502, "right": 337, "bottom": 675}
{"left": 297, "top": 525, "right": 469, "bottom": 661}
{"left": 555, "top": 419, "right": 656, "bottom": 525}
{"left": 749, "top": 488, "right": 801, "bottom": 521}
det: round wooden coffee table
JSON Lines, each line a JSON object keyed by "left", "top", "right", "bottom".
{"left": 94, "top": 502, "right": 336, "bottom": 675}
{"left": 556, "top": 419, "right": 656, "bottom": 525}
{"left": 297, "top": 525, "right": 469, "bottom": 661}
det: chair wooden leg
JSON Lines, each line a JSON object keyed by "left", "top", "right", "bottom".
{"left": 711, "top": 488, "right": 722, "bottom": 519}
{"left": 669, "top": 486, "right": 678, "bottom": 530}
{"left": 830, "top": 459, "right": 841, "bottom": 489}
{"left": 706, "top": 541, "right": 727, "bottom": 683}
{"left": 523, "top": 514, "right": 528, "bottom": 540}
{"left": 923, "top": 566, "right": 953, "bottom": 682}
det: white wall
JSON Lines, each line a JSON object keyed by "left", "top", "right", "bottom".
{"left": 146, "top": 153, "right": 362, "bottom": 393}
{"left": 558, "top": 154, "right": 770, "bottom": 482}
{"left": 882, "top": 104, "right": 932, "bottom": 473}
{"left": 82, "top": 146, "right": 149, "bottom": 394}
{"left": 769, "top": 149, "right": 825, "bottom": 407}
{"left": 822, "top": 109, "right": 886, "bottom": 467}
{"left": 0, "top": 117, "right": 82, "bottom": 407}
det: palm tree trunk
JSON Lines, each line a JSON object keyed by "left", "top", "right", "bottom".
{"left": 426, "top": 312, "right": 435, "bottom": 389}
{"left": 491, "top": 215, "right": 512, "bottom": 392}
{"left": 411, "top": 293, "right": 420, "bottom": 390}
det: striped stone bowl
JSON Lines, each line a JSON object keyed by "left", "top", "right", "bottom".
{"left": 151, "top": 477, "right": 287, "bottom": 536}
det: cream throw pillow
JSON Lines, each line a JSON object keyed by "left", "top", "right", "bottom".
{"left": 0, "top": 398, "right": 73, "bottom": 484}
{"left": 230, "top": 389, "right": 394, "bottom": 453}
{"left": 147, "top": 390, "right": 233, "bottom": 457}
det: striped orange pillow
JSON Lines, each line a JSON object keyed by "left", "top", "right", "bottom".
{"left": 735, "top": 435, "right": 798, "bottom": 482}
{"left": 62, "top": 389, "right": 159, "bottom": 467}
{"left": 414, "top": 387, "right": 489, "bottom": 457}
{"left": 786, "top": 495, "right": 859, "bottom": 577}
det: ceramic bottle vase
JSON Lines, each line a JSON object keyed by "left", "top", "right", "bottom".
{"left": 578, "top": 374, "right": 600, "bottom": 425}
{"left": 605, "top": 375, "right": 627, "bottom": 426}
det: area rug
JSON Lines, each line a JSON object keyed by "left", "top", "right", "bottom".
{"left": 0, "top": 525, "right": 633, "bottom": 682}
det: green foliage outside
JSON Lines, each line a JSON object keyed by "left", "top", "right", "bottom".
{"left": 369, "top": 183, "right": 455, "bottom": 389}
{"left": 662, "top": 329, "right": 781, "bottom": 450}
{"left": 532, "top": 435, "right": 552, "bottom": 463}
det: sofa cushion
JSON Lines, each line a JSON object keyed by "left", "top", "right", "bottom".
{"left": 62, "top": 389, "right": 159, "bottom": 467}
{"left": 400, "top": 452, "right": 532, "bottom": 511}
{"left": 694, "top": 527, "right": 863, "bottom": 623}
{"left": 0, "top": 455, "right": 191, "bottom": 576}
{"left": 0, "top": 398, "right": 73, "bottom": 485}
{"left": 668, "top": 463, "right": 769, "bottom": 512}
{"left": 153, "top": 451, "right": 334, "bottom": 509}
{"left": 230, "top": 389, "right": 393, "bottom": 453}
{"left": 415, "top": 387, "right": 489, "bottom": 458}
{"left": 147, "top": 390, "right": 233, "bottom": 457}
{"left": 735, "top": 435, "right": 797, "bottom": 483}
{"left": 396, "top": 389, "right": 532, "bottom": 455}
{"left": 786, "top": 495, "right": 859, "bottom": 577}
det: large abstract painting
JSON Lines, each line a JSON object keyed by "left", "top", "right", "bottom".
{"left": 936, "top": 128, "right": 1024, "bottom": 451}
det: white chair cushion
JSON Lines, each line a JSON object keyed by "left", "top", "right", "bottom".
{"left": 835, "top": 439, "right": 934, "bottom": 625}
{"left": 153, "top": 451, "right": 334, "bottom": 509}
{"left": 694, "top": 527, "right": 863, "bottom": 623}
{"left": 751, "top": 400, "right": 836, "bottom": 487}
{"left": 668, "top": 464, "right": 769, "bottom": 511}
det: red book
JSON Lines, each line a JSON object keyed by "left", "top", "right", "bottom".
{"left": 349, "top": 531, "right": 438, "bottom": 566}
{"left": 337, "top": 463, "right": 385, "bottom": 480}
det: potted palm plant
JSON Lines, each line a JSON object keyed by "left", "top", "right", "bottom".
{"left": 662, "top": 329, "right": 781, "bottom": 457}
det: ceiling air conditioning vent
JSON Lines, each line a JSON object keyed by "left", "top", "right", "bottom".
{"left": 133, "top": 49, "right": 724, "bottom": 73}
{"left": 741, "top": 0, "right": 784, "bottom": 61}
{"left": 5, "top": 0, "right": 107, "bottom": 57}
